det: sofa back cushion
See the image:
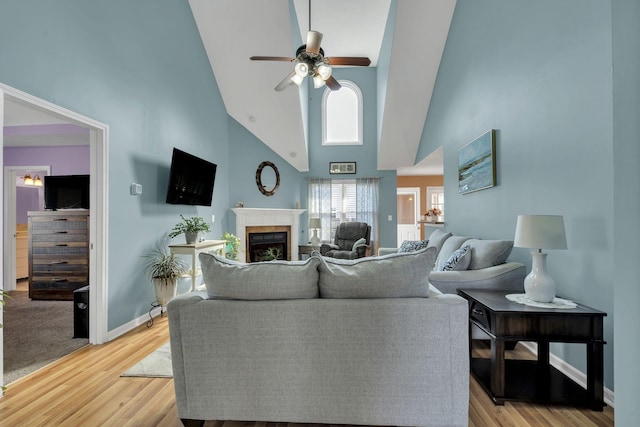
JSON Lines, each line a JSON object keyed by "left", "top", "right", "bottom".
{"left": 465, "top": 239, "right": 514, "bottom": 270}
{"left": 317, "top": 247, "right": 436, "bottom": 298}
{"left": 426, "top": 229, "right": 452, "bottom": 259}
{"left": 435, "top": 235, "right": 472, "bottom": 270}
{"left": 200, "top": 253, "right": 320, "bottom": 300}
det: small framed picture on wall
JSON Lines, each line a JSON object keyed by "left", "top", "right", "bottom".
{"left": 329, "top": 162, "right": 357, "bottom": 175}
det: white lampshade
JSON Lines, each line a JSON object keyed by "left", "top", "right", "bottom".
{"left": 514, "top": 215, "right": 567, "bottom": 250}
{"left": 514, "top": 215, "right": 567, "bottom": 303}
{"left": 317, "top": 64, "right": 332, "bottom": 80}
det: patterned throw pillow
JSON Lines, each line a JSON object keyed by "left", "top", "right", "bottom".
{"left": 440, "top": 245, "right": 471, "bottom": 271}
{"left": 398, "top": 239, "right": 429, "bottom": 253}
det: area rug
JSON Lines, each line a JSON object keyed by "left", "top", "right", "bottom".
{"left": 121, "top": 342, "right": 173, "bottom": 378}
{"left": 3, "top": 290, "right": 89, "bottom": 385}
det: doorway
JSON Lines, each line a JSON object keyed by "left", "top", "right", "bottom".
{"left": 396, "top": 187, "right": 421, "bottom": 245}
{"left": 1, "top": 83, "right": 109, "bottom": 389}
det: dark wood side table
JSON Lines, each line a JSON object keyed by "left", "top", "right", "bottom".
{"left": 457, "top": 289, "right": 606, "bottom": 410}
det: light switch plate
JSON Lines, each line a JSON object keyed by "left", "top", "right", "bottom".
{"left": 130, "top": 183, "right": 142, "bottom": 195}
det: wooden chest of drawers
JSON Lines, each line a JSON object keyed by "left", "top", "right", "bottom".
{"left": 28, "top": 211, "right": 89, "bottom": 300}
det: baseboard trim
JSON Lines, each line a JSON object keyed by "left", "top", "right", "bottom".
{"left": 106, "top": 306, "right": 163, "bottom": 342}
{"left": 519, "top": 341, "right": 615, "bottom": 408}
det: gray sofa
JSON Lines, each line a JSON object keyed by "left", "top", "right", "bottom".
{"left": 168, "top": 249, "right": 469, "bottom": 427}
{"left": 379, "top": 229, "right": 526, "bottom": 295}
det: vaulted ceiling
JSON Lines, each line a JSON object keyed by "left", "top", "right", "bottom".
{"left": 189, "top": 0, "right": 456, "bottom": 175}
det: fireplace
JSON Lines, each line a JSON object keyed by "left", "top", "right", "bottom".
{"left": 232, "top": 208, "right": 305, "bottom": 262}
{"left": 247, "top": 231, "right": 288, "bottom": 262}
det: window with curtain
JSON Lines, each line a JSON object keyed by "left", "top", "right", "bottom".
{"left": 308, "top": 177, "right": 379, "bottom": 254}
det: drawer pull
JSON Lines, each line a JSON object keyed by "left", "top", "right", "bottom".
{"left": 54, "top": 218, "right": 69, "bottom": 221}
{"left": 52, "top": 278, "right": 68, "bottom": 282}
{"left": 55, "top": 231, "right": 68, "bottom": 234}
{"left": 472, "top": 308, "right": 484, "bottom": 316}
{"left": 55, "top": 243, "right": 68, "bottom": 247}
{"left": 51, "top": 261, "right": 69, "bottom": 265}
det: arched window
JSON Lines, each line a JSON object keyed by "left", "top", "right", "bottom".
{"left": 322, "top": 80, "right": 363, "bottom": 145}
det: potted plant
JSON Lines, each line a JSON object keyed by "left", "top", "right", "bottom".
{"left": 169, "top": 214, "right": 211, "bottom": 244}
{"left": 222, "top": 232, "right": 240, "bottom": 260}
{"left": 143, "top": 244, "right": 189, "bottom": 306}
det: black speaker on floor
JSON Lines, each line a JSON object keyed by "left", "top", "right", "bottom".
{"left": 73, "top": 286, "right": 89, "bottom": 339}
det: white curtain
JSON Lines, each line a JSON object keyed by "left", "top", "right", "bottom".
{"left": 356, "top": 177, "right": 380, "bottom": 254}
{"left": 307, "top": 178, "right": 332, "bottom": 242}
{"left": 307, "top": 177, "right": 380, "bottom": 253}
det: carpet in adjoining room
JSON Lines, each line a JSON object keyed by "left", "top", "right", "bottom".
{"left": 3, "top": 290, "right": 88, "bottom": 385}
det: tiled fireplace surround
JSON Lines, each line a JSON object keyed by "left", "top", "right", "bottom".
{"left": 232, "top": 208, "right": 305, "bottom": 263}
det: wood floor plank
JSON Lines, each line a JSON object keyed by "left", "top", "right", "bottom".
{"left": 0, "top": 316, "right": 614, "bottom": 427}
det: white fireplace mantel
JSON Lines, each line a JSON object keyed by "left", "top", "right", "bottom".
{"left": 232, "top": 208, "right": 306, "bottom": 261}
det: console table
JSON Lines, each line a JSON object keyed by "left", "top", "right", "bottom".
{"left": 457, "top": 288, "right": 606, "bottom": 410}
{"left": 169, "top": 240, "right": 226, "bottom": 292}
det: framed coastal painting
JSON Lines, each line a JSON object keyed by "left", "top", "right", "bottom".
{"left": 458, "top": 129, "right": 496, "bottom": 194}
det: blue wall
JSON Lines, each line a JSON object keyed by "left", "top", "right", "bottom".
{"left": 227, "top": 67, "right": 397, "bottom": 248}
{"left": 0, "top": 0, "right": 230, "bottom": 329}
{"left": 612, "top": 0, "right": 640, "bottom": 424}
{"left": 418, "top": 0, "right": 615, "bottom": 390}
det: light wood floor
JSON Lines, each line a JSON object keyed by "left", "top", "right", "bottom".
{"left": 0, "top": 315, "right": 614, "bottom": 427}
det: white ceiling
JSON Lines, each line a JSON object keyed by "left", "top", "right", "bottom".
{"left": 188, "top": 0, "right": 455, "bottom": 176}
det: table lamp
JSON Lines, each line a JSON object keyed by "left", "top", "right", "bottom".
{"left": 309, "top": 218, "right": 322, "bottom": 247}
{"left": 514, "top": 215, "right": 567, "bottom": 303}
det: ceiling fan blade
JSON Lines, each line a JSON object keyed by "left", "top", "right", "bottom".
{"left": 326, "top": 57, "right": 372, "bottom": 67}
{"left": 325, "top": 76, "right": 341, "bottom": 91}
{"left": 275, "top": 70, "right": 297, "bottom": 92}
{"left": 305, "top": 31, "right": 323, "bottom": 55}
{"left": 250, "top": 56, "right": 295, "bottom": 62}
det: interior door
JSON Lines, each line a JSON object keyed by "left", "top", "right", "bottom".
{"left": 396, "top": 187, "right": 421, "bottom": 246}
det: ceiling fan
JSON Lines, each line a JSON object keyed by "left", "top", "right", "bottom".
{"left": 250, "top": 2, "right": 371, "bottom": 91}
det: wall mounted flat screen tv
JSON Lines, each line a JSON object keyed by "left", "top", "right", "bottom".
{"left": 44, "top": 175, "right": 90, "bottom": 210}
{"left": 166, "top": 148, "right": 217, "bottom": 206}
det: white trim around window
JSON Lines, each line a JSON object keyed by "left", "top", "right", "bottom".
{"left": 321, "top": 80, "right": 363, "bottom": 146}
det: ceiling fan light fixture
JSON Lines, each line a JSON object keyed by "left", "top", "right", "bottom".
{"left": 317, "top": 64, "right": 332, "bottom": 80}
{"left": 313, "top": 74, "right": 326, "bottom": 88}
{"left": 294, "top": 62, "right": 309, "bottom": 77}
{"left": 291, "top": 73, "right": 305, "bottom": 86}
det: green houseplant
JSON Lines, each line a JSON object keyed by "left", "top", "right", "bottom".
{"left": 222, "top": 232, "right": 241, "bottom": 260}
{"left": 169, "top": 214, "right": 211, "bottom": 244}
{"left": 143, "top": 244, "right": 189, "bottom": 306}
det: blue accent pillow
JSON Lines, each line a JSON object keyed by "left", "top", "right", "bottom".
{"left": 440, "top": 245, "right": 471, "bottom": 271}
{"left": 398, "top": 239, "right": 429, "bottom": 253}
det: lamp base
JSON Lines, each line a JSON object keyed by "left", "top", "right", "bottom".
{"left": 310, "top": 229, "right": 320, "bottom": 248}
{"left": 524, "top": 251, "right": 556, "bottom": 303}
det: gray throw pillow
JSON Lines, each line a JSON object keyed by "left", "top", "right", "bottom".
{"left": 465, "top": 239, "right": 514, "bottom": 270}
{"left": 200, "top": 252, "right": 320, "bottom": 300}
{"left": 316, "top": 247, "right": 437, "bottom": 298}
{"left": 398, "top": 239, "right": 429, "bottom": 253}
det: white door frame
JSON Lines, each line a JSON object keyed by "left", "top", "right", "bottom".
{"left": 1, "top": 83, "right": 109, "bottom": 391}
{"left": 3, "top": 165, "right": 51, "bottom": 291}
{"left": 396, "top": 187, "right": 421, "bottom": 245}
